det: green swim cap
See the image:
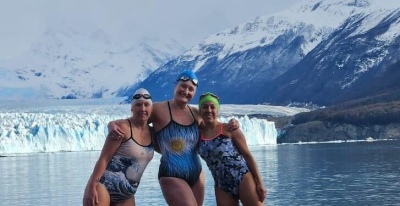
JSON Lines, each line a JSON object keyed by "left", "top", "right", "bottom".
{"left": 198, "top": 92, "right": 220, "bottom": 110}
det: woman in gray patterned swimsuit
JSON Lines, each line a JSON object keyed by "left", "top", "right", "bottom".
{"left": 198, "top": 92, "right": 267, "bottom": 206}
{"left": 83, "top": 88, "right": 154, "bottom": 206}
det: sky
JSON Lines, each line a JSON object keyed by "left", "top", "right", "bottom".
{"left": 0, "top": 0, "right": 299, "bottom": 60}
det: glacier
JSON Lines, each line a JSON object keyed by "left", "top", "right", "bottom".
{"left": 0, "top": 99, "right": 308, "bottom": 155}
{"left": 0, "top": 113, "right": 276, "bottom": 154}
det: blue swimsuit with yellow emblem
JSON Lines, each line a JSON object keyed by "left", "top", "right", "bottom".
{"left": 155, "top": 101, "right": 202, "bottom": 186}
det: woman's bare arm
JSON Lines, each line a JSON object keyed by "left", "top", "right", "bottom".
{"left": 107, "top": 119, "right": 126, "bottom": 138}
{"left": 229, "top": 127, "right": 267, "bottom": 202}
{"left": 83, "top": 121, "right": 127, "bottom": 205}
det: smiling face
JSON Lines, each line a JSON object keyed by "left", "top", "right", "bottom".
{"left": 200, "top": 101, "right": 219, "bottom": 123}
{"left": 131, "top": 100, "right": 152, "bottom": 121}
{"left": 173, "top": 80, "right": 197, "bottom": 103}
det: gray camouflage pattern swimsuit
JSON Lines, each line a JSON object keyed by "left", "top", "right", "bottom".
{"left": 198, "top": 124, "right": 249, "bottom": 198}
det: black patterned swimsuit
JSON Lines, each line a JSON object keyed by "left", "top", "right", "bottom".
{"left": 198, "top": 124, "right": 249, "bottom": 198}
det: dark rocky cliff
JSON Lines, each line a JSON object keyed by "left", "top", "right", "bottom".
{"left": 278, "top": 121, "right": 400, "bottom": 143}
{"left": 274, "top": 99, "right": 400, "bottom": 143}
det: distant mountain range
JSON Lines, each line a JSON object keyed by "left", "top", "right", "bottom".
{"left": 0, "top": 26, "right": 186, "bottom": 99}
{"left": 134, "top": 0, "right": 400, "bottom": 106}
{"left": 1, "top": 0, "right": 400, "bottom": 107}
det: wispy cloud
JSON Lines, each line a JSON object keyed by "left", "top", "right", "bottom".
{"left": 0, "top": 0, "right": 298, "bottom": 59}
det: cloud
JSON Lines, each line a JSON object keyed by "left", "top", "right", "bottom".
{"left": 0, "top": 0, "right": 298, "bottom": 59}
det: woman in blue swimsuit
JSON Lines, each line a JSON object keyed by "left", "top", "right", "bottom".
{"left": 141, "top": 70, "right": 205, "bottom": 205}
{"left": 198, "top": 92, "right": 267, "bottom": 206}
{"left": 83, "top": 88, "right": 154, "bottom": 206}
{"left": 110, "top": 70, "right": 204, "bottom": 205}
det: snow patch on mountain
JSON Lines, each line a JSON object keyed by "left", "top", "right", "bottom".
{"left": 0, "top": 23, "right": 186, "bottom": 99}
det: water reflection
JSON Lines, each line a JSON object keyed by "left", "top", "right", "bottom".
{"left": 0, "top": 141, "right": 399, "bottom": 206}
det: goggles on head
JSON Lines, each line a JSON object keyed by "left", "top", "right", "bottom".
{"left": 177, "top": 75, "right": 198, "bottom": 87}
{"left": 199, "top": 92, "right": 219, "bottom": 102}
{"left": 132, "top": 93, "right": 151, "bottom": 100}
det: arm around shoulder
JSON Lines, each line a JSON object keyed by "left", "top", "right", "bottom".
{"left": 190, "top": 106, "right": 204, "bottom": 126}
{"left": 107, "top": 119, "right": 127, "bottom": 138}
{"left": 148, "top": 101, "right": 163, "bottom": 124}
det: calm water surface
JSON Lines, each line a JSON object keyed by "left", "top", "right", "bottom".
{"left": 1, "top": 140, "right": 399, "bottom": 206}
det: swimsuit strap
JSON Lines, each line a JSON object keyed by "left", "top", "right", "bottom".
{"left": 148, "top": 126, "right": 153, "bottom": 143}
{"left": 126, "top": 118, "right": 153, "bottom": 147}
{"left": 201, "top": 123, "right": 224, "bottom": 140}
{"left": 167, "top": 101, "right": 174, "bottom": 122}
{"left": 127, "top": 119, "right": 133, "bottom": 138}
{"left": 187, "top": 105, "right": 196, "bottom": 119}
{"left": 167, "top": 100, "right": 195, "bottom": 122}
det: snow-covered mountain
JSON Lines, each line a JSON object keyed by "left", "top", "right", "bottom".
{"left": 270, "top": 0, "right": 400, "bottom": 105}
{"left": 2, "top": 0, "right": 399, "bottom": 105}
{"left": 0, "top": 23, "right": 186, "bottom": 99}
{"left": 135, "top": 0, "right": 400, "bottom": 105}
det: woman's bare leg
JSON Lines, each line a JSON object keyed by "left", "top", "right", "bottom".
{"left": 160, "top": 177, "right": 198, "bottom": 206}
{"left": 95, "top": 183, "right": 110, "bottom": 206}
{"left": 215, "top": 187, "right": 239, "bottom": 206}
{"left": 191, "top": 170, "right": 205, "bottom": 206}
{"left": 239, "top": 173, "right": 264, "bottom": 206}
{"left": 113, "top": 197, "right": 135, "bottom": 206}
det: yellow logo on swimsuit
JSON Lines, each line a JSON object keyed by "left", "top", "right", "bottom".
{"left": 170, "top": 139, "right": 185, "bottom": 152}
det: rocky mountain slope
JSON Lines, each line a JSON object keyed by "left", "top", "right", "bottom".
{"left": 135, "top": 0, "right": 400, "bottom": 107}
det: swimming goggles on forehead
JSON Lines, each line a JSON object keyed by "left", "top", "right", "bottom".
{"left": 177, "top": 75, "right": 198, "bottom": 86}
{"left": 199, "top": 92, "right": 219, "bottom": 101}
{"left": 132, "top": 93, "right": 151, "bottom": 100}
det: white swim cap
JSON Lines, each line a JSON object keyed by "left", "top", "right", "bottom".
{"left": 131, "top": 88, "right": 152, "bottom": 104}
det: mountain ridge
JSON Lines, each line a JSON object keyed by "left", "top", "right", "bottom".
{"left": 0, "top": 24, "right": 186, "bottom": 100}
{"left": 1, "top": 0, "right": 400, "bottom": 106}
{"left": 134, "top": 0, "right": 400, "bottom": 106}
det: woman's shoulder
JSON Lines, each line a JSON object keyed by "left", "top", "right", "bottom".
{"left": 189, "top": 104, "right": 199, "bottom": 111}
{"left": 188, "top": 105, "right": 200, "bottom": 119}
{"left": 106, "top": 119, "right": 131, "bottom": 140}
{"left": 115, "top": 119, "right": 131, "bottom": 134}
{"left": 115, "top": 118, "right": 129, "bottom": 126}
{"left": 151, "top": 101, "right": 169, "bottom": 121}
{"left": 152, "top": 101, "right": 168, "bottom": 113}
{"left": 220, "top": 123, "right": 231, "bottom": 136}
{"left": 220, "top": 122, "right": 229, "bottom": 129}
{"left": 221, "top": 122, "right": 241, "bottom": 138}
{"left": 154, "top": 100, "right": 169, "bottom": 106}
